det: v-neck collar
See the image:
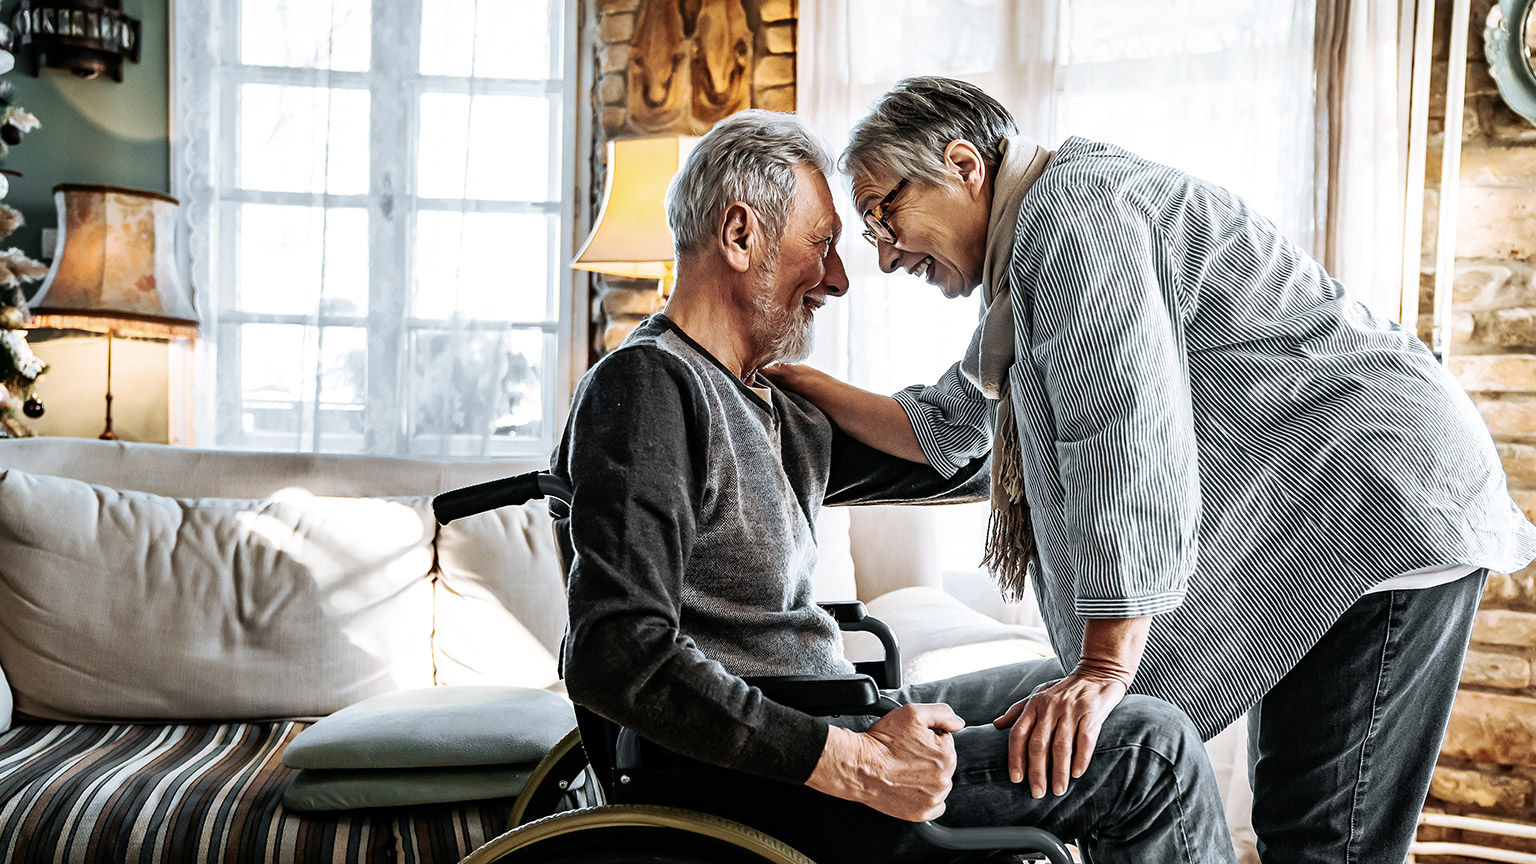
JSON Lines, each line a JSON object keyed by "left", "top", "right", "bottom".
{"left": 651, "top": 314, "right": 775, "bottom": 416}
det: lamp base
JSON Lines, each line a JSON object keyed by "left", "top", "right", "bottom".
{"left": 657, "top": 261, "right": 676, "bottom": 299}
{"left": 99, "top": 334, "right": 117, "bottom": 441}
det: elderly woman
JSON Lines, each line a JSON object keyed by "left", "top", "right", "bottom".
{"left": 770, "top": 76, "right": 1536, "bottom": 862}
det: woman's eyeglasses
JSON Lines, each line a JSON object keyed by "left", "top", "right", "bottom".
{"left": 860, "top": 178, "right": 909, "bottom": 247}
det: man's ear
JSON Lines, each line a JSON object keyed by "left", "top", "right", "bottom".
{"left": 943, "top": 139, "right": 987, "bottom": 197}
{"left": 718, "top": 201, "right": 757, "bottom": 274}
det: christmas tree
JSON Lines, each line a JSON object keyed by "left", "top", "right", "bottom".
{"left": 0, "top": 73, "right": 46, "bottom": 438}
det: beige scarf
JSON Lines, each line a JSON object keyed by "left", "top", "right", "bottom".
{"left": 963, "top": 135, "right": 1051, "bottom": 601}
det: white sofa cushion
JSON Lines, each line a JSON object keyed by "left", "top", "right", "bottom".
{"left": 862, "top": 586, "right": 1054, "bottom": 685}
{"left": 432, "top": 503, "right": 569, "bottom": 690}
{"left": 0, "top": 663, "right": 11, "bottom": 734}
{"left": 0, "top": 467, "right": 438, "bottom": 722}
{"left": 811, "top": 506, "right": 858, "bottom": 602}
{"left": 0, "top": 438, "right": 560, "bottom": 692}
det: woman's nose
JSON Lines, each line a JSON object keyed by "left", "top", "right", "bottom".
{"left": 878, "top": 239, "right": 901, "bottom": 274}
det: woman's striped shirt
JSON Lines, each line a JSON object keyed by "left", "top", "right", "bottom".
{"left": 895, "top": 136, "right": 1536, "bottom": 738}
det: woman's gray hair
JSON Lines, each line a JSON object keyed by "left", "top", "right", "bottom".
{"left": 666, "top": 109, "right": 834, "bottom": 258}
{"left": 842, "top": 76, "right": 1018, "bottom": 185}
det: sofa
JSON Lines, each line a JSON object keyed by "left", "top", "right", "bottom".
{"left": 0, "top": 436, "right": 1062, "bottom": 864}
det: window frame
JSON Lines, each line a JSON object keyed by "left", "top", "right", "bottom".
{"left": 173, "top": 0, "right": 580, "bottom": 459}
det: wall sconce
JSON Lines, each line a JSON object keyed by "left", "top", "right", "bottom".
{"left": 10, "top": 0, "right": 140, "bottom": 82}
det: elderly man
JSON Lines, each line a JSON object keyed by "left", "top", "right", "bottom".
{"left": 768, "top": 76, "right": 1536, "bottom": 863}
{"left": 551, "top": 110, "right": 1237, "bottom": 863}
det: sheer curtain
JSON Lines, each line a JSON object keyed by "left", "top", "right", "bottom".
{"left": 799, "top": 0, "right": 1062, "bottom": 624}
{"left": 800, "top": 2, "right": 1405, "bottom": 858}
{"left": 173, "top": 0, "right": 572, "bottom": 458}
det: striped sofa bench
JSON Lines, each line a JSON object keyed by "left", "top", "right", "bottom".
{"left": 0, "top": 722, "right": 511, "bottom": 864}
{"left": 0, "top": 439, "right": 572, "bottom": 864}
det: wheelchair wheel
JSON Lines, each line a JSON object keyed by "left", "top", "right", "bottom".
{"left": 508, "top": 727, "right": 596, "bottom": 829}
{"left": 461, "top": 804, "right": 816, "bottom": 864}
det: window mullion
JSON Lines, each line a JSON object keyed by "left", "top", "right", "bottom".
{"left": 364, "top": 0, "right": 421, "bottom": 455}
{"left": 215, "top": 0, "right": 244, "bottom": 446}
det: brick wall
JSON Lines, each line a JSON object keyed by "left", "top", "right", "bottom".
{"left": 582, "top": 0, "right": 797, "bottom": 361}
{"left": 1417, "top": 0, "right": 1536, "bottom": 859}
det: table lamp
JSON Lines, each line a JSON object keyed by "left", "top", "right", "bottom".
{"left": 572, "top": 136, "right": 698, "bottom": 297}
{"left": 27, "top": 183, "right": 197, "bottom": 440}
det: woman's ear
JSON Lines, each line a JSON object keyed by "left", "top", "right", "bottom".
{"left": 943, "top": 139, "right": 987, "bottom": 198}
{"left": 718, "top": 201, "right": 757, "bottom": 273}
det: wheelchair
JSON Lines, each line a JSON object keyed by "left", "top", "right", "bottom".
{"left": 434, "top": 472, "right": 1076, "bottom": 864}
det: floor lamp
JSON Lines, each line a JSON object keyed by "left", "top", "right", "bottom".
{"left": 26, "top": 184, "right": 198, "bottom": 440}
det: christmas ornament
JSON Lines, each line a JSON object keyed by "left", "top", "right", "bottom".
{"left": 1, "top": 124, "right": 20, "bottom": 146}
{"left": 0, "top": 304, "right": 22, "bottom": 329}
{"left": 22, "top": 394, "right": 42, "bottom": 418}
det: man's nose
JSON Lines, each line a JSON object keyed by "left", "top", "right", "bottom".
{"left": 823, "top": 246, "right": 850, "bottom": 296}
{"left": 878, "top": 239, "right": 901, "bottom": 274}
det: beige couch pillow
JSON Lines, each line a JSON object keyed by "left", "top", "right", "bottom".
{"left": 0, "top": 468, "right": 437, "bottom": 722}
{"left": 432, "top": 503, "right": 568, "bottom": 690}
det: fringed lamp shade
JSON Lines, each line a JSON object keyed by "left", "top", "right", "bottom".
{"left": 27, "top": 184, "right": 197, "bottom": 339}
{"left": 572, "top": 136, "right": 698, "bottom": 290}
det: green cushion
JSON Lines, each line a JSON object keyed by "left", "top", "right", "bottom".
{"left": 282, "top": 685, "right": 574, "bottom": 770}
{"left": 282, "top": 763, "right": 535, "bottom": 811}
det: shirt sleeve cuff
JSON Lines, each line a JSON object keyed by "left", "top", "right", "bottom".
{"left": 1074, "top": 590, "right": 1186, "bottom": 619}
{"left": 779, "top": 718, "right": 832, "bottom": 786}
{"left": 893, "top": 388, "right": 961, "bottom": 479}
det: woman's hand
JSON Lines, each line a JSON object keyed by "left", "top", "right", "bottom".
{"left": 992, "top": 615, "right": 1151, "bottom": 797}
{"left": 760, "top": 363, "right": 929, "bottom": 464}
{"left": 760, "top": 362, "right": 839, "bottom": 397}
{"left": 993, "top": 670, "right": 1127, "bottom": 798}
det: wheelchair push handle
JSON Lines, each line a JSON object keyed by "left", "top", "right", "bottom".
{"left": 433, "top": 471, "right": 572, "bottom": 525}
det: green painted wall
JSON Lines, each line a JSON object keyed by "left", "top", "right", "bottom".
{"left": 2, "top": 0, "right": 170, "bottom": 264}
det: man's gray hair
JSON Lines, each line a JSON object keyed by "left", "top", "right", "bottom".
{"left": 842, "top": 76, "right": 1018, "bottom": 185}
{"left": 666, "top": 109, "right": 834, "bottom": 258}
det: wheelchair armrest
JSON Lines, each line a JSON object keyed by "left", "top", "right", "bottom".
{"left": 823, "top": 605, "right": 902, "bottom": 690}
{"left": 817, "top": 601, "right": 868, "bottom": 623}
{"left": 743, "top": 674, "right": 895, "bottom": 716}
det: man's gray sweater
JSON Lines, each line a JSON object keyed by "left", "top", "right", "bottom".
{"left": 551, "top": 315, "right": 987, "bottom": 785}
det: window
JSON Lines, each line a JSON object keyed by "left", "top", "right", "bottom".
{"left": 175, "top": 0, "right": 574, "bottom": 458}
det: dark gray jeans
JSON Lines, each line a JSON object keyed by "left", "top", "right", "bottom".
{"left": 875, "top": 659, "right": 1239, "bottom": 863}
{"left": 639, "top": 658, "right": 1237, "bottom": 863}
{"left": 1247, "top": 569, "right": 1487, "bottom": 863}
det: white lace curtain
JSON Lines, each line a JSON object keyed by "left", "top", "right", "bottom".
{"left": 173, "top": 0, "right": 570, "bottom": 458}
{"left": 799, "top": 2, "right": 1410, "bottom": 859}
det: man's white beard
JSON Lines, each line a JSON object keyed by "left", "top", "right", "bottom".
{"left": 749, "top": 254, "right": 814, "bottom": 365}
{"left": 743, "top": 245, "right": 817, "bottom": 362}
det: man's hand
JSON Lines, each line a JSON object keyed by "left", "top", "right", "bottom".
{"left": 805, "top": 703, "right": 964, "bottom": 821}
{"left": 993, "top": 671, "right": 1126, "bottom": 799}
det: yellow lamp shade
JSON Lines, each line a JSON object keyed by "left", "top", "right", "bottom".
{"left": 572, "top": 136, "right": 699, "bottom": 280}
{"left": 27, "top": 184, "right": 198, "bottom": 340}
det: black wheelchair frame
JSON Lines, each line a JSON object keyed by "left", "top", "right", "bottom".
{"left": 434, "top": 471, "right": 1076, "bottom": 864}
